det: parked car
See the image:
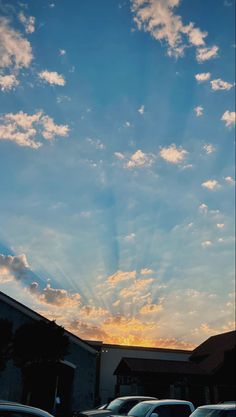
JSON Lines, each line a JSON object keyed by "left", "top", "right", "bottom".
{"left": 112, "top": 399, "right": 195, "bottom": 417}
{"left": 0, "top": 401, "right": 54, "bottom": 416}
{"left": 189, "top": 404, "right": 236, "bottom": 417}
{"left": 76, "top": 396, "right": 157, "bottom": 417}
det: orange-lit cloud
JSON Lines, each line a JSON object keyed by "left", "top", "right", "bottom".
{"left": 140, "top": 303, "right": 163, "bottom": 314}
{"left": 107, "top": 270, "right": 136, "bottom": 284}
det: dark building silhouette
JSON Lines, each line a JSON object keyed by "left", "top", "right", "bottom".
{"left": 113, "top": 331, "right": 236, "bottom": 406}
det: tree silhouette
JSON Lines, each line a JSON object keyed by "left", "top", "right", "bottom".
{"left": 0, "top": 318, "right": 13, "bottom": 372}
{"left": 12, "top": 319, "right": 69, "bottom": 367}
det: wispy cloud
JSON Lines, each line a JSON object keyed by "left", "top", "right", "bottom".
{"left": 0, "top": 111, "right": 69, "bottom": 148}
{"left": 221, "top": 111, "right": 236, "bottom": 128}
{"left": 159, "top": 144, "right": 187, "bottom": 164}
{"left": 199, "top": 203, "right": 208, "bottom": 213}
{"left": 194, "top": 106, "right": 204, "bottom": 116}
{"left": 131, "top": 0, "right": 210, "bottom": 58}
{"left": 59, "top": 49, "right": 66, "bottom": 56}
{"left": 0, "top": 17, "right": 33, "bottom": 88}
{"left": 201, "top": 179, "right": 220, "bottom": 190}
{"left": 114, "top": 152, "right": 125, "bottom": 160}
{"left": 107, "top": 270, "right": 136, "bottom": 284}
{"left": 201, "top": 240, "right": 212, "bottom": 248}
{"left": 138, "top": 104, "right": 145, "bottom": 114}
{"left": 196, "top": 45, "right": 219, "bottom": 62}
{"left": 123, "top": 233, "right": 136, "bottom": 242}
{"left": 224, "top": 176, "right": 235, "bottom": 185}
{"left": 126, "top": 149, "right": 154, "bottom": 169}
{"left": 0, "top": 74, "right": 19, "bottom": 91}
{"left": 39, "top": 70, "right": 66, "bottom": 86}
{"left": 18, "top": 11, "right": 35, "bottom": 34}
{"left": 140, "top": 302, "right": 163, "bottom": 314}
{"left": 211, "top": 78, "right": 234, "bottom": 91}
{"left": 216, "top": 223, "right": 225, "bottom": 229}
{"left": 140, "top": 268, "right": 154, "bottom": 275}
{"left": 195, "top": 72, "right": 211, "bottom": 82}
{"left": 86, "top": 137, "right": 105, "bottom": 150}
{"left": 203, "top": 144, "right": 216, "bottom": 154}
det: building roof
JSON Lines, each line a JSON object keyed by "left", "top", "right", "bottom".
{"left": 191, "top": 330, "right": 236, "bottom": 360}
{"left": 114, "top": 357, "right": 207, "bottom": 376}
{"left": 190, "top": 330, "right": 236, "bottom": 373}
{"left": 0, "top": 291, "right": 97, "bottom": 355}
{"left": 87, "top": 340, "right": 192, "bottom": 355}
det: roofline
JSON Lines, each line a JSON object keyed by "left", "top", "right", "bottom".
{"left": 86, "top": 341, "right": 192, "bottom": 354}
{"left": 191, "top": 330, "right": 236, "bottom": 356}
{"left": 0, "top": 291, "right": 97, "bottom": 355}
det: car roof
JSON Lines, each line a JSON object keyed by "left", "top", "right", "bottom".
{"left": 198, "top": 404, "right": 236, "bottom": 410}
{"left": 0, "top": 402, "right": 53, "bottom": 415}
{"left": 131, "top": 400, "right": 193, "bottom": 406}
{"left": 117, "top": 397, "right": 157, "bottom": 401}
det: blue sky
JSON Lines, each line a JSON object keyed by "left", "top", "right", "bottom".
{"left": 0, "top": 0, "right": 235, "bottom": 348}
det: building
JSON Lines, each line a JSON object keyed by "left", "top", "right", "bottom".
{"left": 112, "top": 331, "right": 236, "bottom": 406}
{"left": 87, "top": 341, "right": 192, "bottom": 404}
{"left": 0, "top": 291, "right": 97, "bottom": 415}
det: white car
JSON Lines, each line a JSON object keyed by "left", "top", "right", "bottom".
{"left": 189, "top": 404, "right": 236, "bottom": 417}
{"left": 113, "top": 399, "right": 195, "bottom": 417}
{"left": 0, "top": 401, "right": 54, "bottom": 416}
{"left": 78, "top": 396, "right": 157, "bottom": 417}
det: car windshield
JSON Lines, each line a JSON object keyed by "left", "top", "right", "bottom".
{"left": 190, "top": 410, "right": 236, "bottom": 417}
{"left": 107, "top": 399, "right": 125, "bottom": 412}
{"left": 127, "top": 402, "right": 153, "bottom": 417}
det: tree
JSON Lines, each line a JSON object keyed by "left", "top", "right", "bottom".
{"left": 12, "top": 319, "right": 70, "bottom": 414}
{"left": 12, "top": 319, "right": 69, "bottom": 367}
{"left": 0, "top": 318, "right": 13, "bottom": 372}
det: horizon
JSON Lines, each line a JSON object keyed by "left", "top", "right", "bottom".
{"left": 0, "top": 0, "right": 235, "bottom": 349}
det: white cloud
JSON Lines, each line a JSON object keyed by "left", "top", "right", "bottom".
{"left": 224, "top": 176, "right": 235, "bottom": 185}
{"left": 195, "top": 72, "right": 211, "bottom": 82}
{"left": 196, "top": 45, "right": 219, "bottom": 62}
{"left": 0, "top": 17, "right": 33, "bottom": 70}
{"left": 59, "top": 49, "right": 66, "bottom": 56}
{"left": 159, "top": 144, "right": 187, "bottom": 164}
{"left": 138, "top": 104, "right": 145, "bottom": 114}
{"left": 114, "top": 152, "right": 125, "bottom": 160}
{"left": 18, "top": 12, "right": 35, "bottom": 34}
{"left": 126, "top": 149, "right": 154, "bottom": 168}
{"left": 0, "top": 111, "right": 69, "bottom": 149}
{"left": 39, "top": 70, "right": 66, "bottom": 86}
{"left": 123, "top": 233, "right": 136, "bottom": 242}
{"left": 86, "top": 137, "right": 105, "bottom": 150}
{"left": 131, "top": 0, "right": 209, "bottom": 58}
{"left": 203, "top": 144, "right": 215, "bottom": 154}
{"left": 194, "top": 106, "right": 204, "bottom": 117}
{"left": 140, "top": 268, "right": 154, "bottom": 275}
{"left": 125, "top": 121, "right": 131, "bottom": 127}
{"left": 0, "top": 253, "right": 29, "bottom": 283}
{"left": 221, "top": 111, "right": 236, "bottom": 128}
{"left": 211, "top": 78, "right": 234, "bottom": 91}
{"left": 56, "top": 95, "right": 71, "bottom": 103}
{"left": 216, "top": 223, "right": 225, "bottom": 229}
{"left": 41, "top": 115, "right": 69, "bottom": 140}
{"left": 201, "top": 180, "right": 220, "bottom": 190}
{"left": 201, "top": 240, "right": 212, "bottom": 248}
{"left": 0, "top": 74, "right": 19, "bottom": 91}
{"left": 199, "top": 203, "right": 208, "bottom": 213}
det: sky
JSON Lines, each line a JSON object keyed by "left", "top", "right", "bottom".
{"left": 0, "top": 0, "right": 235, "bottom": 349}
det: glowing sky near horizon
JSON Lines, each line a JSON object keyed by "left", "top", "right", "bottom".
{"left": 0, "top": 0, "right": 235, "bottom": 349}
